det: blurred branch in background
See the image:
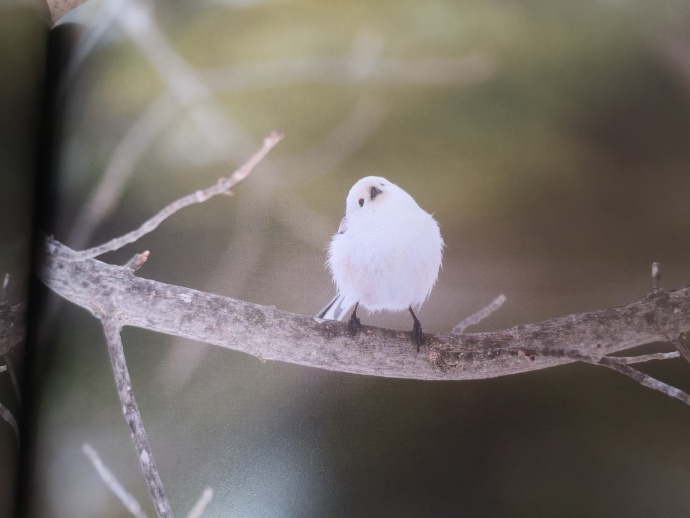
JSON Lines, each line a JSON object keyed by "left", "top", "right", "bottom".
{"left": 82, "top": 443, "right": 148, "bottom": 518}
{"left": 48, "top": 0, "right": 91, "bottom": 25}
{"left": 656, "top": 17, "right": 690, "bottom": 95}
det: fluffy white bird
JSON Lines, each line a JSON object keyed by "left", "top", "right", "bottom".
{"left": 318, "top": 176, "right": 443, "bottom": 349}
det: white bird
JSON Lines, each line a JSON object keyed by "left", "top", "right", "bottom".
{"left": 318, "top": 176, "right": 443, "bottom": 349}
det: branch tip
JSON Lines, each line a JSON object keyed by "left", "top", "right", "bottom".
{"left": 82, "top": 443, "right": 147, "bottom": 518}
{"left": 453, "top": 294, "right": 506, "bottom": 334}
{"left": 126, "top": 251, "right": 151, "bottom": 272}
{"left": 672, "top": 332, "right": 690, "bottom": 365}
{"left": 187, "top": 487, "right": 214, "bottom": 518}
{"left": 651, "top": 262, "right": 662, "bottom": 291}
{"left": 2, "top": 273, "right": 10, "bottom": 298}
{"left": 68, "top": 133, "right": 283, "bottom": 261}
{"left": 265, "top": 130, "right": 285, "bottom": 146}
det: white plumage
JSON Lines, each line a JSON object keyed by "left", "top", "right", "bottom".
{"left": 319, "top": 176, "right": 443, "bottom": 347}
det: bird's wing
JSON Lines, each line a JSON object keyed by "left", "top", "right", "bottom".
{"left": 337, "top": 215, "right": 348, "bottom": 235}
{"left": 316, "top": 293, "right": 354, "bottom": 321}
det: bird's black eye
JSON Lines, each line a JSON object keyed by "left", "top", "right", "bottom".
{"left": 358, "top": 198, "right": 364, "bottom": 207}
{"left": 370, "top": 186, "right": 382, "bottom": 200}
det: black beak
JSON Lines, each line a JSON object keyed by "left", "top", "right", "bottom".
{"left": 370, "top": 186, "right": 382, "bottom": 200}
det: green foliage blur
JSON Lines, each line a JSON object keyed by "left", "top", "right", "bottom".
{"left": 23, "top": 0, "right": 690, "bottom": 516}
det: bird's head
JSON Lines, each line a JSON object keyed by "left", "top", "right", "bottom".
{"left": 345, "top": 176, "right": 391, "bottom": 217}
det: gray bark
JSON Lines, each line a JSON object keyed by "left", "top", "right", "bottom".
{"left": 39, "top": 236, "right": 690, "bottom": 381}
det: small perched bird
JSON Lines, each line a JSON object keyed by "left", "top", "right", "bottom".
{"left": 318, "top": 176, "right": 443, "bottom": 349}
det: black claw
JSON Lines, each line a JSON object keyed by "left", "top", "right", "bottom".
{"left": 348, "top": 303, "right": 362, "bottom": 336}
{"left": 409, "top": 307, "right": 425, "bottom": 352}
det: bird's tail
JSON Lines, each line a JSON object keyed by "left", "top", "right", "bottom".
{"left": 316, "top": 293, "right": 354, "bottom": 321}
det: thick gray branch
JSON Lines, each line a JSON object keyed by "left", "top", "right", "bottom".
{"left": 39, "top": 237, "right": 690, "bottom": 381}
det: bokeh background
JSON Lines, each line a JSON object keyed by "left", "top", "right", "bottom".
{"left": 21, "top": 0, "right": 690, "bottom": 516}
{"left": 0, "top": 0, "right": 45, "bottom": 515}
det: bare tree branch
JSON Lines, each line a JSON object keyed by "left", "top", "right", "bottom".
{"left": 612, "top": 351, "right": 680, "bottom": 364}
{"left": 39, "top": 236, "right": 690, "bottom": 385}
{"left": 68, "top": 131, "right": 283, "bottom": 261}
{"left": 101, "top": 314, "right": 172, "bottom": 518}
{"left": 82, "top": 443, "right": 148, "bottom": 518}
{"left": 186, "top": 488, "right": 213, "bottom": 518}
{"left": 453, "top": 294, "right": 507, "bottom": 334}
{"left": 595, "top": 357, "right": 690, "bottom": 405}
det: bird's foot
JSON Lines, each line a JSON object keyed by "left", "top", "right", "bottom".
{"left": 412, "top": 320, "right": 425, "bottom": 352}
{"left": 408, "top": 306, "right": 425, "bottom": 352}
{"left": 348, "top": 306, "right": 362, "bottom": 336}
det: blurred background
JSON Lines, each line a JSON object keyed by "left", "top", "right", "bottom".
{"left": 0, "top": 0, "right": 45, "bottom": 516}
{"left": 20, "top": 0, "right": 690, "bottom": 516}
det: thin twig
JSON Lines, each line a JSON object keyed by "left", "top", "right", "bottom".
{"left": 69, "top": 131, "right": 283, "bottom": 261}
{"left": 114, "top": 0, "right": 255, "bottom": 156}
{"left": 651, "top": 262, "right": 662, "bottom": 292}
{"left": 453, "top": 294, "right": 506, "bottom": 334}
{"left": 186, "top": 488, "right": 213, "bottom": 518}
{"left": 672, "top": 333, "right": 690, "bottom": 365}
{"left": 0, "top": 402, "right": 19, "bottom": 443}
{"left": 67, "top": 94, "right": 176, "bottom": 250}
{"left": 611, "top": 351, "right": 680, "bottom": 364}
{"left": 596, "top": 356, "right": 690, "bottom": 406}
{"left": 82, "top": 443, "right": 148, "bottom": 518}
{"left": 101, "top": 314, "right": 172, "bottom": 518}
{"left": 125, "top": 251, "right": 151, "bottom": 273}
{"left": 533, "top": 348, "right": 690, "bottom": 407}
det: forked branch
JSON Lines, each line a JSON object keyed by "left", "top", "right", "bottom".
{"left": 40, "top": 236, "right": 690, "bottom": 387}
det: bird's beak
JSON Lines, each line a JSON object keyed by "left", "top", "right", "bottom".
{"left": 370, "top": 186, "right": 382, "bottom": 200}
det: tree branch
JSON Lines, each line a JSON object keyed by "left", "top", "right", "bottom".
{"left": 186, "top": 488, "right": 213, "bottom": 518}
{"left": 39, "top": 236, "right": 690, "bottom": 382}
{"left": 68, "top": 131, "right": 283, "bottom": 261}
{"left": 595, "top": 357, "right": 690, "bottom": 405}
{"left": 82, "top": 443, "right": 148, "bottom": 518}
{"left": 101, "top": 314, "right": 172, "bottom": 518}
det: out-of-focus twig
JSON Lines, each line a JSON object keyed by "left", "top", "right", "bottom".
{"left": 186, "top": 488, "right": 214, "bottom": 518}
{"left": 82, "top": 443, "right": 148, "bottom": 518}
